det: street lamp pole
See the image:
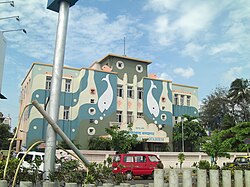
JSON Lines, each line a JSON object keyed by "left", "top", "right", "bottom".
{"left": 0, "top": 1, "right": 14, "bottom": 7}
{"left": 181, "top": 117, "right": 185, "bottom": 152}
{"left": 44, "top": 0, "right": 71, "bottom": 180}
{"left": 1, "top": 29, "right": 26, "bottom": 34}
{"left": 0, "top": 16, "right": 19, "bottom": 21}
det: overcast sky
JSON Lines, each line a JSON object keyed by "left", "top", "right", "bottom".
{"left": 0, "top": 0, "right": 249, "bottom": 127}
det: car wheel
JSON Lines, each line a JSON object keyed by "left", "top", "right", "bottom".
{"left": 142, "top": 175, "right": 148, "bottom": 180}
{"left": 151, "top": 171, "right": 154, "bottom": 179}
{"left": 126, "top": 171, "right": 133, "bottom": 180}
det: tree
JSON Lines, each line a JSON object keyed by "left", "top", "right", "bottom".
{"left": 88, "top": 137, "right": 111, "bottom": 150}
{"left": 200, "top": 86, "right": 233, "bottom": 131}
{"left": 220, "top": 122, "right": 250, "bottom": 152}
{"left": 105, "top": 126, "right": 139, "bottom": 153}
{"left": 173, "top": 115, "right": 207, "bottom": 152}
{"left": 0, "top": 122, "right": 12, "bottom": 150}
{"left": 202, "top": 131, "right": 230, "bottom": 164}
{"left": 178, "top": 153, "right": 185, "bottom": 169}
{"left": 228, "top": 78, "right": 250, "bottom": 122}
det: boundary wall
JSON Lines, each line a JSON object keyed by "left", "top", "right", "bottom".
{"left": 56, "top": 150, "right": 248, "bottom": 168}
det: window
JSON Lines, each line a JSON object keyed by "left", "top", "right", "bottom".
{"left": 162, "top": 106, "right": 165, "bottom": 110}
{"left": 180, "top": 95, "right": 184, "bottom": 105}
{"left": 124, "top": 156, "right": 133, "bottom": 163}
{"left": 127, "top": 86, "right": 134, "bottom": 99}
{"left": 137, "top": 112, "right": 143, "bottom": 119}
{"left": 117, "top": 85, "right": 123, "bottom": 97}
{"left": 174, "top": 94, "right": 179, "bottom": 105}
{"left": 162, "top": 97, "right": 166, "bottom": 102}
{"left": 46, "top": 76, "right": 52, "bottom": 90}
{"left": 161, "top": 114, "right": 166, "bottom": 121}
{"left": 138, "top": 87, "right": 143, "bottom": 99}
{"left": 90, "top": 89, "right": 96, "bottom": 95}
{"left": 116, "top": 61, "right": 124, "bottom": 69}
{"left": 187, "top": 96, "right": 191, "bottom": 106}
{"left": 63, "top": 106, "right": 70, "bottom": 120}
{"left": 116, "top": 111, "right": 122, "bottom": 123}
{"left": 88, "top": 107, "right": 96, "bottom": 115}
{"left": 136, "top": 64, "right": 143, "bottom": 73}
{"left": 127, "top": 112, "right": 133, "bottom": 124}
{"left": 113, "top": 155, "right": 121, "bottom": 162}
{"left": 135, "top": 156, "right": 146, "bottom": 162}
{"left": 90, "top": 99, "right": 95, "bottom": 103}
{"left": 18, "top": 153, "right": 33, "bottom": 162}
{"left": 65, "top": 79, "right": 71, "bottom": 92}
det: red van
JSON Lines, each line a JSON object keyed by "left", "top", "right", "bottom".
{"left": 112, "top": 153, "right": 161, "bottom": 180}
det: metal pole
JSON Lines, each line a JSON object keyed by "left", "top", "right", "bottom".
{"left": 181, "top": 117, "right": 184, "bottom": 152}
{"left": 44, "top": 0, "right": 69, "bottom": 179}
{"left": 32, "top": 100, "right": 90, "bottom": 167}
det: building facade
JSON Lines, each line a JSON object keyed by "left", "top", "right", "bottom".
{"left": 18, "top": 54, "right": 199, "bottom": 151}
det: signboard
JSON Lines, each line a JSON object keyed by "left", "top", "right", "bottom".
{"left": 47, "top": 0, "right": 79, "bottom": 12}
{"left": 121, "top": 118, "right": 169, "bottom": 143}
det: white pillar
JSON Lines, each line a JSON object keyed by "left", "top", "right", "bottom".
{"left": 197, "top": 170, "right": 206, "bottom": 187}
{"left": 120, "top": 183, "right": 130, "bottom": 187}
{"left": 169, "top": 169, "right": 178, "bottom": 187}
{"left": 103, "top": 183, "right": 114, "bottom": 187}
{"left": 245, "top": 170, "right": 250, "bottom": 187}
{"left": 43, "top": 181, "right": 57, "bottom": 187}
{"left": 222, "top": 170, "right": 231, "bottom": 187}
{"left": 20, "top": 181, "right": 33, "bottom": 187}
{"left": 154, "top": 169, "right": 164, "bottom": 187}
{"left": 65, "top": 183, "right": 78, "bottom": 187}
{"left": 209, "top": 170, "right": 219, "bottom": 187}
{"left": 234, "top": 170, "right": 243, "bottom": 187}
{"left": 0, "top": 180, "right": 7, "bottom": 187}
{"left": 183, "top": 169, "right": 192, "bottom": 187}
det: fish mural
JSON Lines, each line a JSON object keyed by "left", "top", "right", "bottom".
{"left": 98, "top": 74, "right": 113, "bottom": 113}
{"left": 147, "top": 80, "right": 160, "bottom": 118}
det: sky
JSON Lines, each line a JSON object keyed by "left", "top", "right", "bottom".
{"left": 0, "top": 0, "right": 249, "bottom": 128}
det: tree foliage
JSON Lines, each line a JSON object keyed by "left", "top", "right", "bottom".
{"left": 200, "top": 86, "right": 233, "bottom": 131}
{"left": 88, "top": 137, "right": 111, "bottom": 150}
{"left": 0, "top": 123, "right": 12, "bottom": 149}
{"left": 173, "top": 115, "right": 207, "bottom": 152}
{"left": 202, "top": 131, "right": 230, "bottom": 164}
{"left": 228, "top": 78, "right": 250, "bottom": 122}
{"left": 105, "top": 126, "right": 139, "bottom": 154}
{"left": 220, "top": 122, "right": 250, "bottom": 152}
{"left": 200, "top": 78, "right": 250, "bottom": 131}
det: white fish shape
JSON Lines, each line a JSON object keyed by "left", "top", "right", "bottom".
{"left": 147, "top": 80, "right": 160, "bottom": 118}
{"left": 98, "top": 74, "right": 113, "bottom": 113}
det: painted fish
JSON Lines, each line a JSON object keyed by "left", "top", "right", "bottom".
{"left": 147, "top": 80, "right": 160, "bottom": 118}
{"left": 98, "top": 74, "right": 113, "bottom": 113}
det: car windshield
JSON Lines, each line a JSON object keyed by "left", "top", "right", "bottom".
{"left": 148, "top": 155, "right": 159, "bottom": 162}
{"left": 113, "top": 155, "right": 120, "bottom": 162}
{"left": 17, "top": 153, "right": 33, "bottom": 163}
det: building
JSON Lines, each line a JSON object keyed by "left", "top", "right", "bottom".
{"left": 18, "top": 54, "right": 199, "bottom": 151}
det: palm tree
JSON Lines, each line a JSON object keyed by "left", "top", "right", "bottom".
{"left": 228, "top": 78, "right": 250, "bottom": 122}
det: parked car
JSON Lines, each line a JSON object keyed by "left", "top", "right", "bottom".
{"left": 16, "top": 151, "right": 61, "bottom": 172}
{"left": 224, "top": 156, "right": 250, "bottom": 167}
{"left": 112, "top": 153, "right": 161, "bottom": 180}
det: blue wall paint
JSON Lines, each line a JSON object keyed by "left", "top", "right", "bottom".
{"left": 27, "top": 71, "right": 117, "bottom": 147}
{"left": 143, "top": 79, "right": 172, "bottom": 126}
{"left": 32, "top": 69, "right": 89, "bottom": 107}
{"left": 172, "top": 105, "right": 198, "bottom": 117}
{"left": 167, "top": 82, "right": 172, "bottom": 102}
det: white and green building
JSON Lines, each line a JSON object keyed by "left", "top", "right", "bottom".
{"left": 18, "top": 54, "right": 199, "bottom": 151}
